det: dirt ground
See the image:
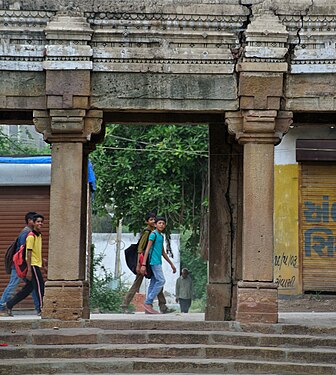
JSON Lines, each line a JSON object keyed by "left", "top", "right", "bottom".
{"left": 279, "top": 294, "right": 336, "bottom": 312}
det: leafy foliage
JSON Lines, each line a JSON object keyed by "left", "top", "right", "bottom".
{"left": 91, "top": 124, "right": 208, "bottom": 253}
{"left": 90, "top": 251, "right": 129, "bottom": 312}
{"left": 0, "top": 127, "right": 51, "bottom": 155}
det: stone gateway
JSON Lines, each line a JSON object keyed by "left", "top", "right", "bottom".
{"left": 0, "top": 0, "right": 335, "bottom": 322}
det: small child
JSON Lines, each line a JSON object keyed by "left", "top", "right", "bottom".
{"left": 140, "top": 216, "right": 176, "bottom": 314}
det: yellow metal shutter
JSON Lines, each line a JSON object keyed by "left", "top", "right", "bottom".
{"left": 300, "top": 163, "right": 336, "bottom": 292}
{"left": 0, "top": 186, "right": 50, "bottom": 310}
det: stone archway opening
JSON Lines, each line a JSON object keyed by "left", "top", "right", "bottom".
{"left": 89, "top": 111, "right": 243, "bottom": 321}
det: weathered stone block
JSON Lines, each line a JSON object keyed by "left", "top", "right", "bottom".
{"left": 91, "top": 72, "right": 239, "bottom": 112}
{"left": 5, "top": 96, "right": 46, "bottom": 110}
{"left": 47, "top": 95, "right": 63, "bottom": 109}
{"left": 286, "top": 74, "right": 336, "bottom": 111}
{"left": 46, "top": 71, "right": 91, "bottom": 97}
{"left": 73, "top": 96, "right": 89, "bottom": 109}
{"left": 42, "top": 281, "right": 90, "bottom": 320}
{"left": 0, "top": 72, "right": 45, "bottom": 97}
{"left": 239, "top": 73, "right": 283, "bottom": 110}
{"left": 205, "top": 283, "right": 232, "bottom": 321}
{"left": 236, "top": 285, "right": 278, "bottom": 324}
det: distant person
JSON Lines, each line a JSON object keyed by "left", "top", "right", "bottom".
{"left": 0, "top": 212, "right": 40, "bottom": 316}
{"left": 121, "top": 211, "right": 174, "bottom": 314}
{"left": 140, "top": 216, "right": 176, "bottom": 314}
{"left": 2, "top": 214, "right": 45, "bottom": 317}
{"left": 175, "top": 268, "right": 193, "bottom": 313}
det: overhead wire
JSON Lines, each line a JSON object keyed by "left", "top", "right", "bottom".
{"left": 99, "top": 133, "right": 209, "bottom": 157}
{"left": 0, "top": 131, "right": 29, "bottom": 154}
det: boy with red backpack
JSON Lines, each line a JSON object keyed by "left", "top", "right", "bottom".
{"left": 0, "top": 212, "right": 40, "bottom": 316}
{"left": 3, "top": 213, "right": 45, "bottom": 317}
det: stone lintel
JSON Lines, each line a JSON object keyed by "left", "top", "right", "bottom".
{"left": 236, "top": 281, "right": 278, "bottom": 324}
{"left": 42, "top": 280, "right": 90, "bottom": 321}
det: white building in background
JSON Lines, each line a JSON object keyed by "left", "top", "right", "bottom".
{"left": 92, "top": 233, "right": 180, "bottom": 305}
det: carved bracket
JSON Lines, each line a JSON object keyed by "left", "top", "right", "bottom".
{"left": 226, "top": 110, "right": 293, "bottom": 144}
{"left": 33, "top": 109, "right": 103, "bottom": 143}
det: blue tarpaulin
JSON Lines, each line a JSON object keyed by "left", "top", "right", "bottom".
{"left": 0, "top": 156, "right": 96, "bottom": 190}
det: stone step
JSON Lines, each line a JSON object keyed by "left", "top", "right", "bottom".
{"left": 1, "top": 343, "right": 336, "bottom": 364}
{"left": 0, "top": 357, "right": 335, "bottom": 375}
{"left": 1, "top": 328, "right": 336, "bottom": 348}
{"left": 1, "top": 317, "right": 336, "bottom": 336}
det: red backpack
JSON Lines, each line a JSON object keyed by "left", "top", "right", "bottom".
{"left": 13, "top": 232, "right": 36, "bottom": 278}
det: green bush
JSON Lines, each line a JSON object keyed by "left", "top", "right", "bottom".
{"left": 90, "top": 250, "right": 129, "bottom": 313}
{"left": 189, "top": 298, "right": 206, "bottom": 313}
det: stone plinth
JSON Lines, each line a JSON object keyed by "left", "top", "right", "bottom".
{"left": 42, "top": 280, "right": 90, "bottom": 320}
{"left": 236, "top": 281, "right": 278, "bottom": 323}
{"left": 205, "top": 283, "right": 232, "bottom": 321}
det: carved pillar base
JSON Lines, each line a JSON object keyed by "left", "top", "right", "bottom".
{"left": 236, "top": 281, "right": 278, "bottom": 324}
{"left": 42, "top": 281, "right": 90, "bottom": 320}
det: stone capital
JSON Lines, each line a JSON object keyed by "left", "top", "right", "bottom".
{"left": 226, "top": 110, "right": 293, "bottom": 144}
{"left": 33, "top": 109, "right": 103, "bottom": 143}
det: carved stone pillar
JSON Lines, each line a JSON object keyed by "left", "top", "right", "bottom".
{"left": 226, "top": 110, "right": 292, "bottom": 323}
{"left": 224, "top": 11, "right": 293, "bottom": 323}
{"left": 33, "top": 14, "right": 103, "bottom": 320}
{"left": 34, "top": 110, "right": 102, "bottom": 320}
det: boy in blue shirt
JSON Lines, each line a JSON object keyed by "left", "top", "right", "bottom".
{"left": 140, "top": 216, "right": 176, "bottom": 314}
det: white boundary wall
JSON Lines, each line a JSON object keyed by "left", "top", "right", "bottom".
{"left": 275, "top": 126, "right": 336, "bottom": 165}
{"left": 92, "top": 233, "right": 180, "bottom": 304}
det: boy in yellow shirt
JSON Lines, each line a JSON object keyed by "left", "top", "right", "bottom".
{"left": 5, "top": 214, "right": 45, "bottom": 316}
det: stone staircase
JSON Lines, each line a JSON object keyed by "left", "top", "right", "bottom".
{"left": 0, "top": 318, "right": 336, "bottom": 375}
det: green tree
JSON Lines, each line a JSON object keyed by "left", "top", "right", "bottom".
{"left": 91, "top": 124, "right": 208, "bottom": 256}
{"left": 0, "top": 127, "right": 50, "bottom": 155}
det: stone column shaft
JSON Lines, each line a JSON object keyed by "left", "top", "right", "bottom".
{"left": 43, "top": 142, "right": 89, "bottom": 320}
{"left": 243, "top": 142, "right": 274, "bottom": 281}
{"left": 48, "top": 142, "right": 85, "bottom": 280}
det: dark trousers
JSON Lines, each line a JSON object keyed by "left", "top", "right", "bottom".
{"left": 179, "top": 298, "right": 191, "bottom": 313}
{"left": 7, "top": 266, "right": 44, "bottom": 312}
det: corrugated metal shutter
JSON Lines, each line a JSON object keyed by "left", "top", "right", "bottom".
{"left": 300, "top": 163, "right": 336, "bottom": 292}
{"left": 0, "top": 186, "right": 50, "bottom": 309}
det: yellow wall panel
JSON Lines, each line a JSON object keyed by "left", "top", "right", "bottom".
{"left": 274, "top": 164, "right": 301, "bottom": 295}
